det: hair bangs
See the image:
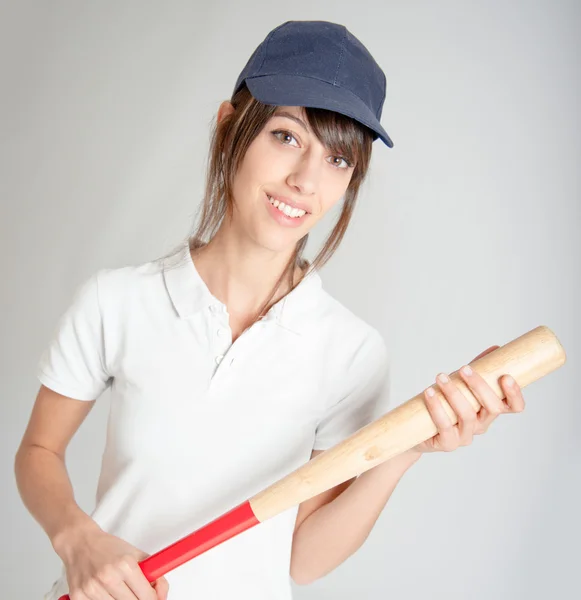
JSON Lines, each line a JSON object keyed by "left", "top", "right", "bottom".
{"left": 161, "top": 83, "right": 376, "bottom": 330}
{"left": 303, "top": 106, "right": 372, "bottom": 167}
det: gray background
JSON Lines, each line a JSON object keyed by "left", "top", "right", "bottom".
{"left": 2, "top": 1, "right": 579, "bottom": 598}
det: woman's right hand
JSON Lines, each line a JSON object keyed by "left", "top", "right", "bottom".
{"left": 57, "top": 524, "right": 169, "bottom": 600}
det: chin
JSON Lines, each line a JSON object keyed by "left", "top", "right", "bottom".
{"left": 252, "top": 230, "right": 304, "bottom": 255}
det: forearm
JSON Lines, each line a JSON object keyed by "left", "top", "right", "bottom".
{"left": 14, "top": 444, "right": 100, "bottom": 557}
{"left": 290, "top": 450, "right": 422, "bottom": 585}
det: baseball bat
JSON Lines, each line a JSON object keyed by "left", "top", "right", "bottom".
{"left": 58, "top": 324, "right": 566, "bottom": 599}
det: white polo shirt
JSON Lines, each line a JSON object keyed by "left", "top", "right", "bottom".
{"left": 38, "top": 240, "right": 391, "bottom": 600}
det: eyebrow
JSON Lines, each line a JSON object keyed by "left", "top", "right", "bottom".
{"left": 272, "top": 110, "right": 311, "bottom": 133}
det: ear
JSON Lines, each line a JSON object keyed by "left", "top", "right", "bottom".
{"left": 217, "top": 100, "right": 235, "bottom": 125}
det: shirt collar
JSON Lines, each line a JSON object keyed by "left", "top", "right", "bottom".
{"left": 162, "top": 241, "right": 322, "bottom": 335}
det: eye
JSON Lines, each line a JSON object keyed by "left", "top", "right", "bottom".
{"left": 328, "top": 155, "right": 353, "bottom": 170}
{"left": 271, "top": 129, "right": 299, "bottom": 147}
{"left": 271, "top": 129, "right": 354, "bottom": 170}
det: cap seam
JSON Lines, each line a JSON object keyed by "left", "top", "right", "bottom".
{"left": 332, "top": 27, "right": 348, "bottom": 86}
{"left": 376, "top": 71, "right": 387, "bottom": 119}
{"left": 257, "top": 22, "right": 287, "bottom": 75}
{"left": 246, "top": 73, "right": 375, "bottom": 116}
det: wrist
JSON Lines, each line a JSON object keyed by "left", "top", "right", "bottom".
{"left": 51, "top": 510, "right": 101, "bottom": 561}
{"left": 401, "top": 448, "right": 424, "bottom": 462}
{"left": 359, "top": 449, "right": 422, "bottom": 482}
{"left": 389, "top": 448, "right": 423, "bottom": 470}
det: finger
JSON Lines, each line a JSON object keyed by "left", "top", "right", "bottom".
{"left": 94, "top": 587, "right": 116, "bottom": 600}
{"left": 435, "top": 373, "right": 476, "bottom": 447}
{"left": 458, "top": 365, "right": 506, "bottom": 433}
{"left": 470, "top": 345, "right": 500, "bottom": 363}
{"left": 500, "top": 375, "right": 526, "bottom": 413}
{"left": 75, "top": 582, "right": 113, "bottom": 600}
{"left": 119, "top": 559, "right": 157, "bottom": 600}
{"left": 104, "top": 558, "right": 153, "bottom": 600}
{"left": 99, "top": 575, "right": 138, "bottom": 600}
{"left": 92, "top": 563, "right": 136, "bottom": 600}
{"left": 424, "top": 387, "right": 459, "bottom": 451}
{"left": 153, "top": 577, "right": 170, "bottom": 600}
{"left": 475, "top": 406, "right": 489, "bottom": 425}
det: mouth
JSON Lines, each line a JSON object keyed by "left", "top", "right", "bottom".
{"left": 265, "top": 193, "right": 310, "bottom": 227}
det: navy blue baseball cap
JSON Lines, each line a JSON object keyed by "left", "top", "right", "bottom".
{"left": 232, "top": 20, "right": 394, "bottom": 149}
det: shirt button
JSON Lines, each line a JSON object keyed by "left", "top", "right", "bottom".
{"left": 210, "top": 304, "right": 227, "bottom": 314}
{"left": 215, "top": 355, "right": 224, "bottom": 365}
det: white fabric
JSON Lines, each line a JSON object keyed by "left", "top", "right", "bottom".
{"left": 38, "top": 240, "right": 391, "bottom": 600}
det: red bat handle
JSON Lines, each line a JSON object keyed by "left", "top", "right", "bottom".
{"left": 57, "top": 501, "right": 259, "bottom": 600}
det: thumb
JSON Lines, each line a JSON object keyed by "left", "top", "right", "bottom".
{"left": 152, "top": 576, "right": 169, "bottom": 600}
{"left": 131, "top": 547, "right": 150, "bottom": 562}
{"left": 470, "top": 344, "right": 500, "bottom": 363}
{"left": 129, "top": 549, "right": 166, "bottom": 598}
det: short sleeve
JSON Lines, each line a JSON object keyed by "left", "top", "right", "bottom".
{"left": 37, "top": 270, "right": 112, "bottom": 401}
{"left": 313, "top": 329, "right": 391, "bottom": 451}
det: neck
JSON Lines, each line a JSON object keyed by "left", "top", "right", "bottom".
{"left": 191, "top": 221, "right": 304, "bottom": 319}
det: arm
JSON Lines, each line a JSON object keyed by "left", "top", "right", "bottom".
{"left": 14, "top": 384, "right": 102, "bottom": 558}
{"left": 290, "top": 448, "right": 422, "bottom": 585}
{"left": 289, "top": 344, "right": 527, "bottom": 585}
{"left": 16, "top": 384, "right": 170, "bottom": 599}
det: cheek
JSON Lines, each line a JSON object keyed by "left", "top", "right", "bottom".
{"left": 241, "top": 134, "right": 279, "bottom": 173}
{"left": 318, "top": 168, "right": 352, "bottom": 205}
{"left": 318, "top": 185, "right": 348, "bottom": 217}
{"left": 232, "top": 148, "right": 272, "bottom": 199}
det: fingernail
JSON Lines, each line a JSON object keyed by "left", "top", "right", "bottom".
{"left": 437, "top": 373, "right": 449, "bottom": 384}
{"left": 505, "top": 375, "right": 514, "bottom": 387}
{"left": 462, "top": 365, "right": 472, "bottom": 376}
{"left": 426, "top": 387, "right": 435, "bottom": 397}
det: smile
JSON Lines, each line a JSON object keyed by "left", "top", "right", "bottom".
{"left": 264, "top": 192, "right": 309, "bottom": 228}
{"left": 267, "top": 195, "right": 307, "bottom": 218}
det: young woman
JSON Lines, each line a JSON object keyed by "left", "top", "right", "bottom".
{"left": 15, "top": 20, "right": 525, "bottom": 600}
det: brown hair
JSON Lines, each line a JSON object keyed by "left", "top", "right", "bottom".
{"left": 162, "top": 83, "right": 375, "bottom": 328}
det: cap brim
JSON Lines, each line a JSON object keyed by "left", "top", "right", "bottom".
{"left": 244, "top": 74, "right": 394, "bottom": 148}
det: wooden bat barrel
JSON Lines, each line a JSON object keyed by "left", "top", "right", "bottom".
{"left": 58, "top": 324, "right": 566, "bottom": 598}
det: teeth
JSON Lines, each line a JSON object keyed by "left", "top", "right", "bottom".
{"left": 268, "top": 195, "right": 306, "bottom": 218}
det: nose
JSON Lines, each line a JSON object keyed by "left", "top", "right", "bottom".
{"left": 286, "top": 150, "right": 321, "bottom": 198}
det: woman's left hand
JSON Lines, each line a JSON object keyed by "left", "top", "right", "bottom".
{"left": 410, "top": 345, "right": 526, "bottom": 454}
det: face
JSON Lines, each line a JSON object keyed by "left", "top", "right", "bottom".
{"left": 219, "top": 103, "right": 356, "bottom": 254}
